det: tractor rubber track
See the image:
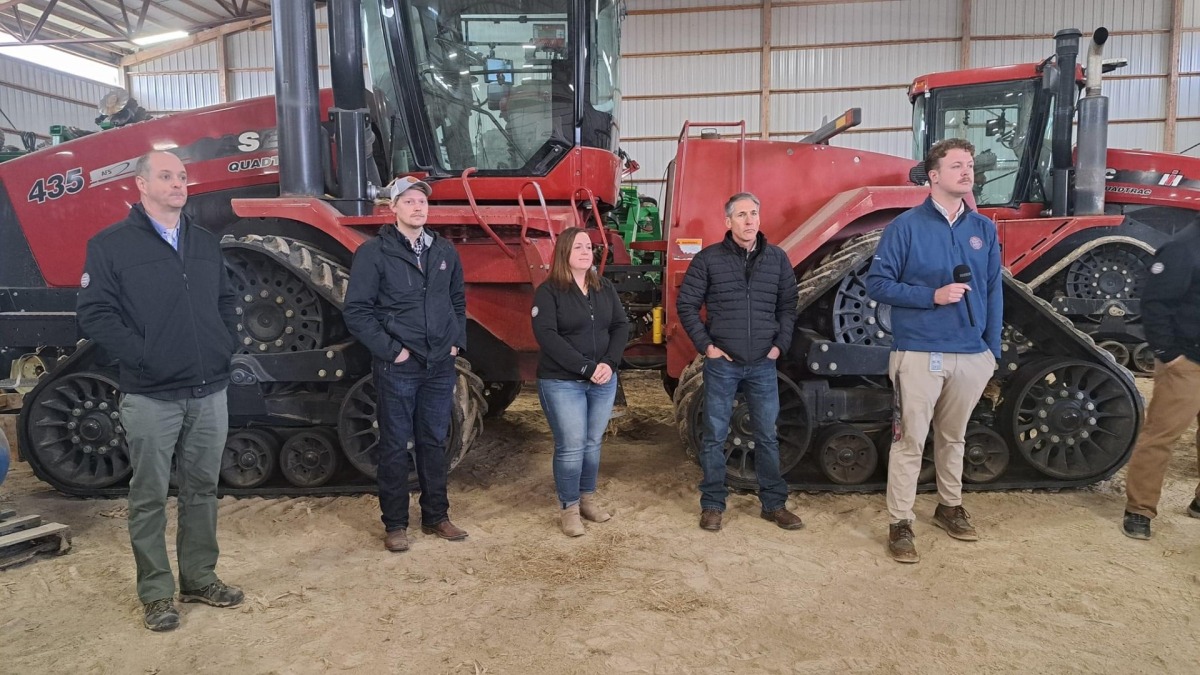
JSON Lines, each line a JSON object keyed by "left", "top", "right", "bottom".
{"left": 19, "top": 236, "right": 487, "bottom": 499}
{"left": 672, "top": 230, "right": 1144, "bottom": 494}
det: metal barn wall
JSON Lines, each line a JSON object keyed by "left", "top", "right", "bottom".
{"left": 623, "top": 0, "right": 1183, "bottom": 186}
{"left": 124, "top": 7, "right": 333, "bottom": 113}
{"left": 0, "top": 54, "right": 112, "bottom": 146}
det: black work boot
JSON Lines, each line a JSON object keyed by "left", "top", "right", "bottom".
{"left": 1122, "top": 511, "right": 1151, "bottom": 540}
{"left": 932, "top": 504, "right": 979, "bottom": 541}
{"left": 179, "top": 579, "right": 245, "bottom": 608}
{"left": 888, "top": 520, "right": 919, "bottom": 563}
{"left": 699, "top": 509, "right": 722, "bottom": 532}
{"left": 1188, "top": 499, "right": 1200, "bottom": 519}
{"left": 143, "top": 598, "right": 180, "bottom": 632}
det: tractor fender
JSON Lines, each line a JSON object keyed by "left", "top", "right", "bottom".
{"left": 1024, "top": 234, "right": 1156, "bottom": 292}
{"left": 230, "top": 196, "right": 375, "bottom": 253}
{"left": 776, "top": 186, "right": 929, "bottom": 267}
{"left": 1012, "top": 215, "right": 1172, "bottom": 289}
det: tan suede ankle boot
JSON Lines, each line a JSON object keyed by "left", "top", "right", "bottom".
{"left": 579, "top": 493, "right": 612, "bottom": 523}
{"left": 561, "top": 504, "right": 585, "bottom": 537}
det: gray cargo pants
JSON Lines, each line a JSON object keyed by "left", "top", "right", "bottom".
{"left": 119, "top": 389, "right": 228, "bottom": 603}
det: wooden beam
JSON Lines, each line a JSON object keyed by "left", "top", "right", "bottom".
{"left": 216, "top": 30, "right": 229, "bottom": 103}
{"left": 1166, "top": 0, "right": 1182, "bottom": 151}
{"left": 119, "top": 15, "right": 270, "bottom": 67}
{"left": 760, "top": 0, "right": 771, "bottom": 139}
{"left": 959, "top": 0, "right": 971, "bottom": 69}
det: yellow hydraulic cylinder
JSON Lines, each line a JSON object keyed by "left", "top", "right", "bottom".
{"left": 652, "top": 306, "right": 664, "bottom": 344}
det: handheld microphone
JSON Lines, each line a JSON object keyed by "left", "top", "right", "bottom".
{"left": 953, "top": 264, "right": 976, "bottom": 327}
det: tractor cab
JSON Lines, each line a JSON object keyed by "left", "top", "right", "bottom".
{"left": 362, "top": 0, "right": 622, "bottom": 180}
{"left": 910, "top": 64, "right": 1056, "bottom": 211}
{"left": 910, "top": 28, "right": 1121, "bottom": 218}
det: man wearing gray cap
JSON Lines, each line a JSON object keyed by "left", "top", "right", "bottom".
{"left": 343, "top": 176, "right": 469, "bottom": 552}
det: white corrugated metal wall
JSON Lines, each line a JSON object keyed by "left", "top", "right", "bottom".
{"left": 0, "top": 54, "right": 112, "bottom": 146}
{"left": 125, "top": 8, "right": 333, "bottom": 113}
{"left": 112, "top": 0, "right": 1200, "bottom": 187}
{"left": 624, "top": 0, "right": 1182, "bottom": 187}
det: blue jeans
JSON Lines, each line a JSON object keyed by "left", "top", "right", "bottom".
{"left": 700, "top": 357, "right": 788, "bottom": 512}
{"left": 537, "top": 377, "right": 619, "bottom": 509}
{"left": 373, "top": 357, "right": 456, "bottom": 531}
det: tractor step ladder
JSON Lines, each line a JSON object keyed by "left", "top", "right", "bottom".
{"left": 0, "top": 507, "right": 71, "bottom": 569}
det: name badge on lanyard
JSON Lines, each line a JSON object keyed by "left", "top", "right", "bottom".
{"left": 930, "top": 352, "right": 943, "bottom": 372}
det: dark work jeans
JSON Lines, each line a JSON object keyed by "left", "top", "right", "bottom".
{"left": 700, "top": 356, "right": 788, "bottom": 513}
{"left": 373, "top": 356, "right": 456, "bottom": 532}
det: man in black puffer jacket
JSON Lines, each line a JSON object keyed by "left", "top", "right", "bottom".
{"left": 78, "top": 151, "right": 243, "bottom": 632}
{"left": 676, "top": 192, "right": 802, "bottom": 532}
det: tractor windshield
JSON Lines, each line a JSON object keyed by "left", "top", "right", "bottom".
{"left": 919, "top": 79, "right": 1050, "bottom": 207}
{"left": 363, "top": 0, "right": 619, "bottom": 177}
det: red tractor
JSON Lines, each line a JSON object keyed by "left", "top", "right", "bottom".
{"left": 2, "top": 5, "right": 1141, "bottom": 498}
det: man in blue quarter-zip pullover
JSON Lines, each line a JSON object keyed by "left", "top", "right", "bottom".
{"left": 78, "top": 151, "right": 244, "bottom": 630}
{"left": 865, "top": 139, "right": 1002, "bottom": 564}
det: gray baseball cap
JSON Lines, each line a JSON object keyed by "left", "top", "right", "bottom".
{"left": 385, "top": 175, "right": 432, "bottom": 200}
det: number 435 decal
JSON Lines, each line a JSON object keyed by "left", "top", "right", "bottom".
{"left": 28, "top": 168, "right": 85, "bottom": 204}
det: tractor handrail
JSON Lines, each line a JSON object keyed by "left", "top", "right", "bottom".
{"left": 674, "top": 121, "right": 747, "bottom": 215}
{"left": 459, "top": 167, "right": 515, "bottom": 258}
{"left": 571, "top": 187, "right": 609, "bottom": 274}
{"left": 517, "top": 181, "right": 553, "bottom": 243}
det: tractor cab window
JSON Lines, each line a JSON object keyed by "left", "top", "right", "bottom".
{"left": 911, "top": 94, "right": 927, "bottom": 160}
{"left": 927, "top": 80, "right": 1040, "bottom": 207}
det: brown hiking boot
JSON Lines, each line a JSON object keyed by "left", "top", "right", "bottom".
{"left": 422, "top": 519, "right": 468, "bottom": 541}
{"left": 384, "top": 529, "right": 409, "bottom": 552}
{"left": 761, "top": 507, "right": 804, "bottom": 530}
{"left": 888, "top": 520, "right": 919, "bottom": 563}
{"left": 699, "top": 509, "right": 722, "bottom": 531}
{"left": 933, "top": 504, "right": 979, "bottom": 541}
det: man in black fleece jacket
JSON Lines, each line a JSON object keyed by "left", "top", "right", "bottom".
{"left": 78, "top": 151, "right": 243, "bottom": 631}
{"left": 676, "top": 192, "right": 802, "bottom": 532}
{"left": 343, "top": 176, "right": 468, "bottom": 553}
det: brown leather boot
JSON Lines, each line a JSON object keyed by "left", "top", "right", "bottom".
{"left": 384, "top": 529, "right": 409, "bottom": 552}
{"left": 761, "top": 507, "right": 804, "bottom": 530}
{"left": 932, "top": 504, "right": 979, "bottom": 541}
{"left": 699, "top": 509, "right": 722, "bottom": 531}
{"left": 579, "top": 493, "right": 612, "bottom": 523}
{"left": 421, "top": 520, "right": 468, "bottom": 541}
{"left": 561, "top": 504, "right": 585, "bottom": 537}
{"left": 888, "top": 520, "right": 919, "bottom": 563}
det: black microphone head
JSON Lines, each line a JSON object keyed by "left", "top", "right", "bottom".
{"left": 953, "top": 264, "right": 973, "bottom": 284}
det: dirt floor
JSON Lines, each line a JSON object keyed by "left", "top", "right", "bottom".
{"left": 2, "top": 372, "right": 1199, "bottom": 674}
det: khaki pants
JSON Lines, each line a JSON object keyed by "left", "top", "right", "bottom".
{"left": 886, "top": 350, "right": 994, "bottom": 523}
{"left": 1124, "top": 357, "right": 1200, "bottom": 518}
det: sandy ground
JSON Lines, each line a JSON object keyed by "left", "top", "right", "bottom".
{"left": 2, "top": 372, "right": 1199, "bottom": 674}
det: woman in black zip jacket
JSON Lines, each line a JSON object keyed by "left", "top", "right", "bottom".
{"left": 531, "top": 227, "right": 630, "bottom": 537}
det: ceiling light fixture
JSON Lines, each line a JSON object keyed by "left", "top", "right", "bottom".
{"left": 132, "top": 31, "right": 189, "bottom": 47}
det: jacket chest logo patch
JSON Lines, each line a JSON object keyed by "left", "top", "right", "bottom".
{"left": 531, "top": 306, "right": 539, "bottom": 318}
{"left": 969, "top": 236, "right": 984, "bottom": 250}
{"left": 439, "top": 260, "right": 447, "bottom": 271}
{"left": 1150, "top": 262, "right": 1165, "bottom": 274}
{"left": 80, "top": 272, "right": 90, "bottom": 288}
